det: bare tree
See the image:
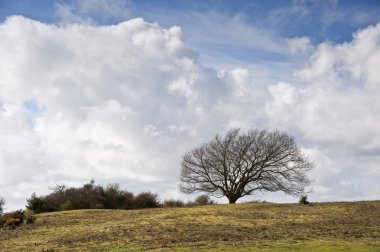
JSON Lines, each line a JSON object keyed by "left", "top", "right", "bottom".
{"left": 180, "top": 129, "right": 314, "bottom": 204}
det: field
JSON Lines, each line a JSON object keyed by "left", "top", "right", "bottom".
{"left": 0, "top": 201, "right": 379, "bottom": 251}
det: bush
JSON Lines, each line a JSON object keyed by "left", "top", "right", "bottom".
{"left": 27, "top": 181, "right": 138, "bottom": 212}
{"left": 27, "top": 192, "right": 61, "bottom": 213}
{"left": 59, "top": 200, "right": 74, "bottom": 211}
{"left": 103, "top": 184, "right": 134, "bottom": 209}
{"left": 186, "top": 195, "right": 215, "bottom": 206}
{"left": 1, "top": 210, "right": 25, "bottom": 227}
{"left": 5, "top": 218, "right": 21, "bottom": 226}
{"left": 299, "top": 195, "right": 310, "bottom": 205}
{"left": 134, "top": 192, "right": 160, "bottom": 209}
{"left": 194, "top": 195, "right": 215, "bottom": 206}
{"left": 163, "top": 199, "right": 184, "bottom": 208}
{"left": 0, "top": 197, "right": 5, "bottom": 215}
{"left": 24, "top": 209, "right": 36, "bottom": 224}
{"left": 0, "top": 209, "right": 36, "bottom": 228}
{"left": 26, "top": 181, "right": 167, "bottom": 212}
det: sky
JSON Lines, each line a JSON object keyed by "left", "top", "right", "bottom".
{"left": 0, "top": 0, "right": 380, "bottom": 211}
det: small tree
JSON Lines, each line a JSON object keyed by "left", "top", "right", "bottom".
{"left": 180, "top": 129, "right": 314, "bottom": 204}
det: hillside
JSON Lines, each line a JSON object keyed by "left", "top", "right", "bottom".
{"left": 0, "top": 201, "right": 379, "bottom": 251}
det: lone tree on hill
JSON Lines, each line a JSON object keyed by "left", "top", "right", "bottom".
{"left": 180, "top": 129, "right": 314, "bottom": 204}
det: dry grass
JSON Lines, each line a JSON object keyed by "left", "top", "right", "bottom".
{"left": 0, "top": 201, "right": 379, "bottom": 251}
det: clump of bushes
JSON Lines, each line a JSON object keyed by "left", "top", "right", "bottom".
{"left": 25, "top": 181, "right": 218, "bottom": 214}
{"left": 24, "top": 209, "right": 37, "bottom": 224}
{"left": 299, "top": 195, "right": 310, "bottom": 205}
{"left": 163, "top": 195, "right": 215, "bottom": 208}
{"left": 26, "top": 180, "right": 163, "bottom": 213}
{"left": 163, "top": 199, "right": 185, "bottom": 208}
{"left": 0, "top": 209, "right": 36, "bottom": 228}
{"left": 187, "top": 195, "right": 215, "bottom": 206}
{"left": 194, "top": 195, "right": 215, "bottom": 205}
{"left": 133, "top": 192, "right": 160, "bottom": 209}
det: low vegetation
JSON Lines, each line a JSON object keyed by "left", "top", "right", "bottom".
{"left": 0, "top": 201, "right": 379, "bottom": 251}
{"left": 26, "top": 180, "right": 151, "bottom": 213}
{"left": 0, "top": 209, "right": 36, "bottom": 228}
{"left": 299, "top": 195, "right": 310, "bottom": 205}
{"left": 25, "top": 181, "right": 215, "bottom": 214}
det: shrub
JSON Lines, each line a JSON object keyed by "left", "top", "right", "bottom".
{"left": 9, "top": 210, "right": 24, "bottom": 224}
{"left": 163, "top": 199, "right": 184, "bottom": 208}
{"left": 24, "top": 209, "right": 36, "bottom": 224}
{"left": 59, "top": 200, "right": 74, "bottom": 211}
{"left": 194, "top": 195, "right": 215, "bottom": 206}
{"left": 133, "top": 192, "right": 160, "bottom": 209}
{"left": 1, "top": 210, "right": 24, "bottom": 227}
{"left": 5, "top": 218, "right": 21, "bottom": 226}
{"left": 0, "top": 197, "right": 5, "bottom": 215}
{"left": 186, "top": 195, "right": 215, "bottom": 206}
{"left": 103, "top": 184, "right": 134, "bottom": 209}
{"left": 0, "top": 209, "right": 37, "bottom": 228}
{"left": 27, "top": 181, "right": 135, "bottom": 212}
{"left": 299, "top": 195, "right": 310, "bottom": 205}
{"left": 26, "top": 181, "right": 166, "bottom": 212}
{"left": 68, "top": 180, "right": 105, "bottom": 209}
{"left": 26, "top": 193, "right": 50, "bottom": 213}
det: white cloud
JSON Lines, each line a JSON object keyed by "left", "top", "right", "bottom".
{"left": 221, "top": 67, "right": 253, "bottom": 97}
{"left": 0, "top": 15, "right": 379, "bottom": 209}
{"left": 288, "top": 24, "right": 380, "bottom": 148}
{"left": 264, "top": 23, "right": 380, "bottom": 202}
{"left": 287, "top": 37, "right": 313, "bottom": 54}
{"left": 295, "top": 23, "right": 380, "bottom": 89}
{"left": 267, "top": 82, "right": 296, "bottom": 106}
{"left": 0, "top": 15, "right": 224, "bottom": 209}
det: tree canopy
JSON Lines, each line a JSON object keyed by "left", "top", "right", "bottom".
{"left": 180, "top": 129, "right": 314, "bottom": 203}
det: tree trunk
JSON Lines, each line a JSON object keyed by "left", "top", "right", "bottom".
{"left": 228, "top": 196, "right": 238, "bottom": 204}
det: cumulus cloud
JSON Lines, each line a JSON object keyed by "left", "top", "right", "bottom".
{"left": 0, "top": 15, "right": 379, "bottom": 209}
{"left": 0, "top": 15, "right": 227, "bottom": 209}
{"left": 265, "top": 23, "right": 380, "bottom": 201}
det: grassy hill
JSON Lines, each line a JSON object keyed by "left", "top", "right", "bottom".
{"left": 0, "top": 201, "right": 379, "bottom": 251}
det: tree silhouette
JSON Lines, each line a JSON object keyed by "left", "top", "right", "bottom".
{"left": 180, "top": 129, "right": 313, "bottom": 203}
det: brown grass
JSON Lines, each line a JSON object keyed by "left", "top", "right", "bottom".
{"left": 0, "top": 201, "right": 379, "bottom": 251}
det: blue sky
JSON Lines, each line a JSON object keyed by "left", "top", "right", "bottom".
{"left": 0, "top": 0, "right": 380, "bottom": 210}
{"left": 1, "top": 1, "right": 379, "bottom": 78}
{"left": 1, "top": 1, "right": 379, "bottom": 62}
{"left": 1, "top": 1, "right": 379, "bottom": 41}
